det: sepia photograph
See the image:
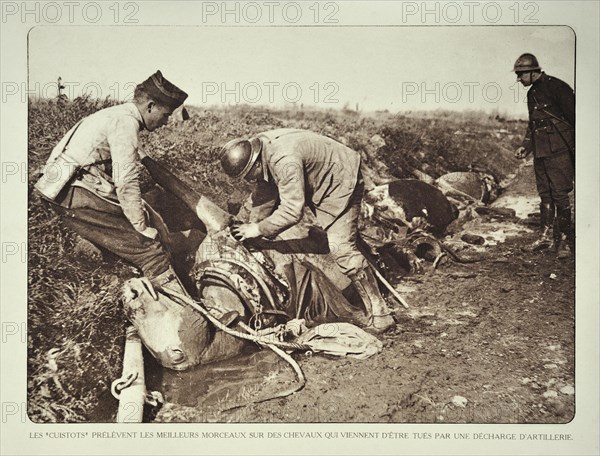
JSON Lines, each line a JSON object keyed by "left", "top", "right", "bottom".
{"left": 2, "top": 1, "right": 599, "bottom": 455}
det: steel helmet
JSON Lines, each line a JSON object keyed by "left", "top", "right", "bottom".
{"left": 220, "top": 137, "right": 262, "bottom": 179}
{"left": 512, "top": 53, "right": 541, "bottom": 72}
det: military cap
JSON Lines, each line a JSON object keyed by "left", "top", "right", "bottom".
{"left": 139, "top": 70, "right": 188, "bottom": 109}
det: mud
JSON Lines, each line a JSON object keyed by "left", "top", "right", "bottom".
{"left": 233, "top": 238, "right": 574, "bottom": 423}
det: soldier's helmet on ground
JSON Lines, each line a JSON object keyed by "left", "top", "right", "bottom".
{"left": 220, "top": 137, "right": 262, "bottom": 179}
{"left": 512, "top": 53, "right": 541, "bottom": 73}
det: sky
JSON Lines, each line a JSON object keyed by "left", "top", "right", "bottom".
{"left": 28, "top": 25, "right": 575, "bottom": 119}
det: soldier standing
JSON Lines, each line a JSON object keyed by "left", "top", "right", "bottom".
{"left": 34, "top": 71, "right": 191, "bottom": 295}
{"left": 513, "top": 53, "right": 575, "bottom": 256}
{"left": 219, "top": 128, "right": 396, "bottom": 332}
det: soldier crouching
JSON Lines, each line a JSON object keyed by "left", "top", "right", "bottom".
{"left": 34, "top": 71, "right": 194, "bottom": 296}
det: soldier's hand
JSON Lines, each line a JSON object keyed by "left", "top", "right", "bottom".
{"left": 230, "top": 222, "right": 261, "bottom": 242}
{"left": 514, "top": 146, "right": 529, "bottom": 159}
{"left": 140, "top": 226, "right": 159, "bottom": 240}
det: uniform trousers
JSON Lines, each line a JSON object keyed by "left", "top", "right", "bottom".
{"left": 316, "top": 177, "right": 368, "bottom": 276}
{"left": 51, "top": 186, "right": 171, "bottom": 279}
{"left": 533, "top": 151, "right": 574, "bottom": 210}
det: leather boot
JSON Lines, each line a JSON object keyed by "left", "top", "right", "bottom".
{"left": 350, "top": 268, "right": 395, "bottom": 333}
{"left": 528, "top": 202, "right": 554, "bottom": 251}
{"left": 552, "top": 217, "right": 562, "bottom": 253}
{"left": 555, "top": 207, "right": 575, "bottom": 258}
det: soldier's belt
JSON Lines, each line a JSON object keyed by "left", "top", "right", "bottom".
{"left": 531, "top": 118, "right": 571, "bottom": 133}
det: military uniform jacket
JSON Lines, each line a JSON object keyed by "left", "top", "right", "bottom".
{"left": 522, "top": 73, "right": 575, "bottom": 159}
{"left": 255, "top": 129, "right": 361, "bottom": 237}
{"left": 35, "top": 103, "right": 149, "bottom": 233}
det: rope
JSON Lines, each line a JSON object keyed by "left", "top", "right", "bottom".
{"left": 161, "top": 287, "right": 311, "bottom": 352}
{"left": 238, "top": 321, "right": 305, "bottom": 385}
{"left": 160, "top": 287, "right": 308, "bottom": 412}
{"left": 215, "top": 321, "right": 307, "bottom": 412}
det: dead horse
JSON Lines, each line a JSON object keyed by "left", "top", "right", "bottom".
{"left": 122, "top": 157, "right": 370, "bottom": 371}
